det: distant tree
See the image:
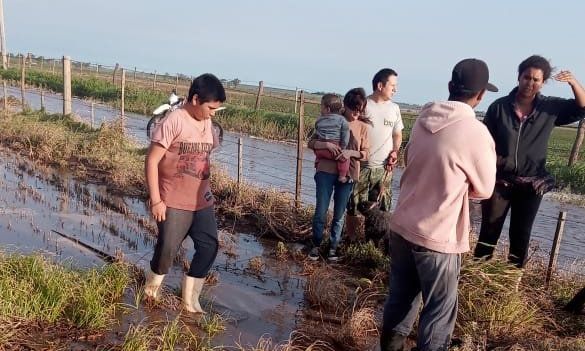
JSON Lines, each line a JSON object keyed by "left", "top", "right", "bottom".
{"left": 230, "top": 78, "right": 241, "bottom": 88}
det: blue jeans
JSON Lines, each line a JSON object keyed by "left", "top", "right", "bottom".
{"left": 381, "top": 231, "right": 461, "bottom": 351}
{"left": 312, "top": 171, "right": 354, "bottom": 250}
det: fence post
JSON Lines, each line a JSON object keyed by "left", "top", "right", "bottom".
{"left": 545, "top": 211, "right": 567, "bottom": 288}
{"left": 96, "top": 64, "right": 100, "bottom": 74}
{"left": 52, "top": 59, "right": 56, "bottom": 74}
{"left": 91, "top": 102, "right": 95, "bottom": 129}
{"left": 112, "top": 63, "right": 119, "bottom": 84}
{"left": 120, "top": 68, "right": 125, "bottom": 128}
{"left": 294, "top": 88, "right": 299, "bottom": 114}
{"left": 79, "top": 62, "right": 83, "bottom": 75}
{"left": 40, "top": 88, "right": 44, "bottom": 111}
{"left": 20, "top": 55, "right": 25, "bottom": 110}
{"left": 133, "top": 67, "right": 137, "bottom": 82}
{"left": 153, "top": 71, "right": 157, "bottom": 89}
{"left": 254, "top": 81, "right": 264, "bottom": 110}
{"left": 568, "top": 120, "right": 585, "bottom": 166}
{"left": 175, "top": 74, "right": 179, "bottom": 90}
{"left": 237, "top": 137, "right": 243, "bottom": 185}
{"left": 63, "top": 56, "right": 72, "bottom": 115}
{"left": 295, "top": 90, "right": 305, "bottom": 208}
{"left": 40, "top": 58, "right": 43, "bottom": 71}
{"left": 3, "top": 81, "right": 6, "bottom": 111}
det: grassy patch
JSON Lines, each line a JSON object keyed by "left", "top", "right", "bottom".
{"left": 0, "top": 253, "right": 130, "bottom": 331}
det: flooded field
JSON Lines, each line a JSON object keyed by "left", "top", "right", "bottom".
{"left": 11, "top": 85, "right": 585, "bottom": 271}
{"left": 0, "top": 147, "right": 307, "bottom": 348}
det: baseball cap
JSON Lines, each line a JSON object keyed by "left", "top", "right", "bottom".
{"left": 451, "top": 58, "right": 498, "bottom": 93}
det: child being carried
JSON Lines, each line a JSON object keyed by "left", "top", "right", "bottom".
{"left": 313, "top": 94, "right": 351, "bottom": 183}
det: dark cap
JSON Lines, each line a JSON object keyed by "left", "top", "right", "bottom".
{"left": 451, "top": 58, "right": 498, "bottom": 93}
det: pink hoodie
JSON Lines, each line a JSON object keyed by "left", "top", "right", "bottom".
{"left": 390, "top": 101, "right": 496, "bottom": 253}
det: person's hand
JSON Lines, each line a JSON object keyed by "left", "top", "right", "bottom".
{"left": 325, "top": 142, "right": 342, "bottom": 158}
{"left": 385, "top": 150, "right": 398, "bottom": 171}
{"left": 150, "top": 200, "right": 167, "bottom": 222}
{"left": 337, "top": 149, "right": 355, "bottom": 161}
{"left": 553, "top": 70, "right": 578, "bottom": 86}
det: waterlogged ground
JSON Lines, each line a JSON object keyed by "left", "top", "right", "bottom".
{"left": 0, "top": 147, "right": 306, "bottom": 348}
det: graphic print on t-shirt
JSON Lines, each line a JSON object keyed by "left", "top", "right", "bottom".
{"left": 175, "top": 142, "right": 213, "bottom": 180}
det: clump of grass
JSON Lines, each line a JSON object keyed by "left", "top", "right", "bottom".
{"left": 121, "top": 323, "right": 154, "bottom": 351}
{"left": 305, "top": 267, "right": 350, "bottom": 313}
{"left": 247, "top": 256, "right": 266, "bottom": 275}
{"left": 457, "top": 258, "right": 544, "bottom": 342}
{"left": 274, "top": 241, "right": 289, "bottom": 261}
{"left": 0, "top": 252, "right": 131, "bottom": 338}
{"left": 199, "top": 313, "right": 226, "bottom": 338}
{"left": 339, "top": 307, "right": 379, "bottom": 350}
{"left": 343, "top": 241, "right": 389, "bottom": 271}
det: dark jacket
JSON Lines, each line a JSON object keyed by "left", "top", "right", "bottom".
{"left": 484, "top": 87, "right": 585, "bottom": 179}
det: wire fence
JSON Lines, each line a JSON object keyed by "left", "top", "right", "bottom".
{"left": 2, "top": 52, "right": 585, "bottom": 280}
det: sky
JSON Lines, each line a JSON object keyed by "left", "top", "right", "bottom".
{"left": 4, "top": 0, "right": 585, "bottom": 111}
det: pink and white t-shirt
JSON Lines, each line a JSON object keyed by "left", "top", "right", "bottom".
{"left": 151, "top": 108, "right": 214, "bottom": 211}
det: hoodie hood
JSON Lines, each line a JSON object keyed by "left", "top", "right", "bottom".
{"left": 418, "top": 101, "right": 475, "bottom": 133}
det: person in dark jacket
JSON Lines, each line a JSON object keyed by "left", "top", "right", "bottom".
{"left": 474, "top": 55, "right": 585, "bottom": 268}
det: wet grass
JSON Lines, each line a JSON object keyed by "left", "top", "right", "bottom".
{"left": 0, "top": 110, "right": 145, "bottom": 193}
{"left": 0, "top": 252, "right": 130, "bottom": 345}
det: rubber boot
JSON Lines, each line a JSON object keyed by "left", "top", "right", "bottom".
{"left": 144, "top": 270, "right": 165, "bottom": 299}
{"left": 182, "top": 275, "right": 206, "bottom": 314}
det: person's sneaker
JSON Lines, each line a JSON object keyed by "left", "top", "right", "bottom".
{"left": 327, "top": 248, "right": 340, "bottom": 262}
{"left": 308, "top": 247, "right": 320, "bottom": 261}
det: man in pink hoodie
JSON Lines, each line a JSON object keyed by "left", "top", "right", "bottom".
{"left": 380, "top": 59, "right": 497, "bottom": 351}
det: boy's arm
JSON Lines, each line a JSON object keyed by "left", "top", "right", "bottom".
{"left": 145, "top": 143, "right": 168, "bottom": 222}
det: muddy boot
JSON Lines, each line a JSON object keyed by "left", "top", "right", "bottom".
{"left": 182, "top": 275, "right": 206, "bottom": 314}
{"left": 144, "top": 270, "right": 165, "bottom": 299}
{"left": 380, "top": 330, "right": 407, "bottom": 351}
{"left": 345, "top": 215, "right": 363, "bottom": 243}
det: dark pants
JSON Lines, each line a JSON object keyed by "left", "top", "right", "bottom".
{"left": 150, "top": 206, "right": 218, "bottom": 278}
{"left": 381, "top": 232, "right": 460, "bottom": 351}
{"left": 474, "top": 183, "right": 542, "bottom": 268}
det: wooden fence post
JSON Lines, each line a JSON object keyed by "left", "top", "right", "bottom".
{"left": 237, "top": 137, "right": 243, "bottom": 185}
{"left": 120, "top": 68, "right": 125, "bottom": 128}
{"left": 153, "top": 71, "right": 157, "bottom": 89}
{"left": 545, "top": 211, "right": 567, "bottom": 288}
{"left": 175, "top": 74, "right": 179, "bottom": 90}
{"left": 40, "top": 88, "right": 44, "bottom": 111}
{"left": 254, "top": 81, "right": 264, "bottom": 110}
{"left": 20, "top": 55, "right": 25, "bottom": 110}
{"left": 133, "top": 67, "right": 137, "bottom": 82}
{"left": 63, "top": 56, "right": 72, "bottom": 115}
{"left": 294, "top": 88, "right": 299, "bottom": 114}
{"left": 91, "top": 102, "right": 95, "bottom": 129}
{"left": 295, "top": 90, "right": 305, "bottom": 208}
{"left": 568, "top": 120, "right": 585, "bottom": 166}
{"left": 96, "top": 64, "right": 100, "bottom": 74}
{"left": 79, "top": 62, "right": 83, "bottom": 75}
{"left": 40, "top": 58, "right": 43, "bottom": 71}
{"left": 112, "top": 63, "right": 119, "bottom": 84}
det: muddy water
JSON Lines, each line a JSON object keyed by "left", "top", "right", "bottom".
{"left": 7, "top": 86, "right": 585, "bottom": 270}
{"left": 0, "top": 148, "right": 304, "bottom": 347}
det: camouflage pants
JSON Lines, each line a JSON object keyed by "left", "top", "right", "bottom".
{"left": 347, "top": 167, "right": 392, "bottom": 216}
